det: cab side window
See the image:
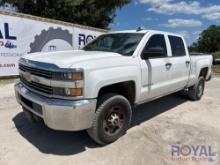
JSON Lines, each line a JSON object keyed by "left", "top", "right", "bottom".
{"left": 142, "top": 34, "right": 167, "bottom": 58}
{"left": 168, "top": 36, "right": 186, "bottom": 57}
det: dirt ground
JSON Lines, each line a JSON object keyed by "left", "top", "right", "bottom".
{"left": 0, "top": 78, "right": 220, "bottom": 165}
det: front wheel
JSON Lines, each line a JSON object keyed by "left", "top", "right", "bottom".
{"left": 188, "top": 77, "right": 205, "bottom": 101}
{"left": 87, "top": 93, "right": 132, "bottom": 145}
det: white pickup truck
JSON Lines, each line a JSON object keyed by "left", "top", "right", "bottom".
{"left": 15, "top": 30, "right": 213, "bottom": 145}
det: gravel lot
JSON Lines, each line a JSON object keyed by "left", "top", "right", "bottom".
{"left": 0, "top": 78, "right": 220, "bottom": 165}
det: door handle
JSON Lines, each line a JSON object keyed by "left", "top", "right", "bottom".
{"left": 186, "top": 61, "right": 190, "bottom": 67}
{"left": 186, "top": 61, "right": 190, "bottom": 65}
{"left": 165, "top": 63, "right": 172, "bottom": 70}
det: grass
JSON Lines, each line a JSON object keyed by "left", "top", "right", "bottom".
{"left": 213, "top": 51, "right": 220, "bottom": 76}
{"left": 213, "top": 65, "right": 220, "bottom": 74}
{"left": 213, "top": 51, "right": 220, "bottom": 59}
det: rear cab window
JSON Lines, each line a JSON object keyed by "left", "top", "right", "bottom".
{"left": 168, "top": 36, "right": 186, "bottom": 57}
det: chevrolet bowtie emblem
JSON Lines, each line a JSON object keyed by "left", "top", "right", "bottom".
{"left": 22, "top": 72, "right": 31, "bottom": 81}
{"left": 32, "top": 76, "right": 40, "bottom": 83}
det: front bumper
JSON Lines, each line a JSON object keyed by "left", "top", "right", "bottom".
{"left": 15, "top": 82, "right": 97, "bottom": 131}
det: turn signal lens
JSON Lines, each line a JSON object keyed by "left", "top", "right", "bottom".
{"left": 64, "top": 88, "right": 83, "bottom": 96}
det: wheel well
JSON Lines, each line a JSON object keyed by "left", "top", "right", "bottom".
{"left": 98, "top": 81, "right": 136, "bottom": 105}
{"left": 199, "top": 67, "right": 208, "bottom": 78}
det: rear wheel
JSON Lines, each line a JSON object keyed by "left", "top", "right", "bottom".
{"left": 87, "top": 93, "right": 132, "bottom": 145}
{"left": 188, "top": 77, "right": 205, "bottom": 100}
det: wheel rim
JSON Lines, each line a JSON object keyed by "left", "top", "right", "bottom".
{"left": 197, "top": 80, "right": 204, "bottom": 97}
{"left": 103, "top": 106, "right": 125, "bottom": 136}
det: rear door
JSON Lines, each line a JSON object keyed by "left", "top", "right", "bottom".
{"left": 139, "top": 33, "right": 173, "bottom": 101}
{"left": 167, "top": 35, "right": 191, "bottom": 91}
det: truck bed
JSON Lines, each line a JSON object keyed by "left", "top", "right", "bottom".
{"left": 190, "top": 52, "right": 212, "bottom": 56}
{"left": 187, "top": 54, "right": 213, "bottom": 87}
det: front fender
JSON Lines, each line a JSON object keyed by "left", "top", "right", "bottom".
{"left": 84, "top": 66, "right": 141, "bottom": 102}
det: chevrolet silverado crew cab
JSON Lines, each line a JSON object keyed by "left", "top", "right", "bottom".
{"left": 15, "top": 30, "right": 213, "bottom": 145}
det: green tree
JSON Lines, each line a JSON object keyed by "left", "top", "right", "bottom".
{"left": 190, "top": 25, "right": 220, "bottom": 53}
{"left": 1, "top": 0, "right": 130, "bottom": 29}
{"left": 188, "top": 42, "right": 199, "bottom": 52}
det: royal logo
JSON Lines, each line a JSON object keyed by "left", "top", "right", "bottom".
{"left": 0, "top": 23, "right": 17, "bottom": 40}
{"left": 0, "top": 23, "right": 17, "bottom": 49}
{"left": 78, "top": 33, "right": 96, "bottom": 47}
{"left": 4, "top": 40, "right": 17, "bottom": 49}
{"left": 171, "top": 145, "right": 216, "bottom": 162}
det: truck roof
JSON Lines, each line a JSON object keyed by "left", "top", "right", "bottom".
{"left": 109, "top": 30, "right": 183, "bottom": 38}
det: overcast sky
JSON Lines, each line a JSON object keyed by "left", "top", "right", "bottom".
{"left": 109, "top": 0, "right": 220, "bottom": 45}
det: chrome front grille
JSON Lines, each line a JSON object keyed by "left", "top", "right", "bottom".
{"left": 18, "top": 58, "right": 84, "bottom": 99}
{"left": 20, "top": 77, "right": 53, "bottom": 95}
{"left": 19, "top": 64, "right": 52, "bottom": 79}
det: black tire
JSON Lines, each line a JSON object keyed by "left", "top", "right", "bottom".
{"left": 188, "top": 77, "right": 205, "bottom": 101}
{"left": 87, "top": 93, "right": 132, "bottom": 145}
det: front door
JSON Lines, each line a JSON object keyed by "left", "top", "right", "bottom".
{"left": 139, "top": 34, "right": 173, "bottom": 102}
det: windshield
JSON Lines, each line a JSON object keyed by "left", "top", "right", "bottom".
{"left": 83, "top": 33, "right": 144, "bottom": 56}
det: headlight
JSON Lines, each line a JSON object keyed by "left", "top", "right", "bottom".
{"left": 51, "top": 70, "right": 84, "bottom": 97}
{"left": 63, "top": 72, "right": 83, "bottom": 80}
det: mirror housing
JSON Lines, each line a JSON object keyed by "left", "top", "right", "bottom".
{"left": 141, "top": 47, "right": 165, "bottom": 59}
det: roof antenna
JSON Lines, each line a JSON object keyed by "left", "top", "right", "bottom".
{"left": 136, "top": 27, "right": 144, "bottom": 31}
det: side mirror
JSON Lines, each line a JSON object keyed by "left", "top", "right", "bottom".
{"left": 141, "top": 47, "right": 165, "bottom": 59}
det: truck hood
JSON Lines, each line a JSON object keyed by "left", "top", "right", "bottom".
{"left": 22, "top": 50, "right": 136, "bottom": 70}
